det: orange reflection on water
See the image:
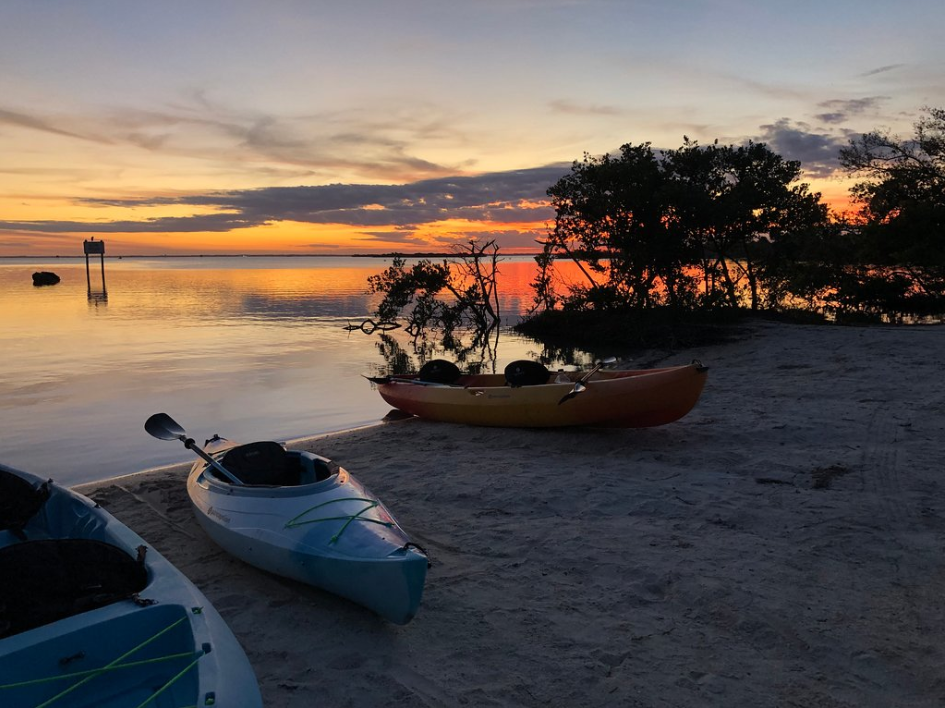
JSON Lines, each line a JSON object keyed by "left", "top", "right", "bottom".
{"left": 0, "top": 255, "right": 605, "bottom": 486}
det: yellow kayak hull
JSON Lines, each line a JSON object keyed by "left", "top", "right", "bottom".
{"left": 375, "top": 362, "right": 708, "bottom": 428}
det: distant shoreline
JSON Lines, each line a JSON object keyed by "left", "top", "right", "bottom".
{"left": 0, "top": 253, "right": 544, "bottom": 260}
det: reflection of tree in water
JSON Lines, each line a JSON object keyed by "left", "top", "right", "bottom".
{"left": 373, "top": 334, "right": 413, "bottom": 377}
{"left": 372, "top": 325, "right": 601, "bottom": 378}
{"left": 373, "top": 325, "right": 500, "bottom": 376}
{"left": 531, "top": 341, "right": 591, "bottom": 368}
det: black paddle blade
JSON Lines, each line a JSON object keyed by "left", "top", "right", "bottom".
{"left": 144, "top": 413, "right": 186, "bottom": 441}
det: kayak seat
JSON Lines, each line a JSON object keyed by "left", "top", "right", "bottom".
{"left": 417, "top": 359, "right": 462, "bottom": 384}
{"left": 0, "top": 468, "right": 50, "bottom": 539}
{"left": 505, "top": 360, "right": 551, "bottom": 387}
{"left": 219, "top": 442, "right": 295, "bottom": 486}
{"left": 0, "top": 538, "right": 148, "bottom": 638}
{"left": 297, "top": 453, "right": 333, "bottom": 485}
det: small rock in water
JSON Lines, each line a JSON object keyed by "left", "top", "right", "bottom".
{"left": 32, "top": 271, "right": 61, "bottom": 286}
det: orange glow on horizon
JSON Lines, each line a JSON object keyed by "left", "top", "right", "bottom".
{"left": 0, "top": 177, "right": 859, "bottom": 257}
{"left": 0, "top": 217, "right": 553, "bottom": 257}
{"left": 805, "top": 176, "right": 856, "bottom": 218}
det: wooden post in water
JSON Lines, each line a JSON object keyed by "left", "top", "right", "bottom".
{"left": 83, "top": 238, "right": 107, "bottom": 300}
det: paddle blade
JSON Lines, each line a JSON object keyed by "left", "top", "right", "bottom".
{"left": 557, "top": 381, "right": 586, "bottom": 405}
{"left": 145, "top": 413, "right": 186, "bottom": 441}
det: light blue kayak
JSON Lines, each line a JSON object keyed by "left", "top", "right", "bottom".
{"left": 186, "top": 435, "right": 429, "bottom": 625}
{"left": 0, "top": 462, "right": 262, "bottom": 708}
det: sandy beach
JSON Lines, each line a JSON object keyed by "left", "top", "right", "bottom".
{"left": 77, "top": 320, "right": 945, "bottom": 708}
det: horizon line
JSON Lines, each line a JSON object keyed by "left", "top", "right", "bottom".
{"left": 0, "top": 252, "right": 544, "bottom": 259}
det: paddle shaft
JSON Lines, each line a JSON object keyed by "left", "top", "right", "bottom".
{"left": 578, "top": 361, "right": 605, "bottom": 385}
{"left": 182, "top": 437, "right": 243, "bottom": 485}
{"left": 389, "top": 377, "right": 455, "bottom": 387}
{"left": 366, "top": 375, "right": 456, "bottom": 387}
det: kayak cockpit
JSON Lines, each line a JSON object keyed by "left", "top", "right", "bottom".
{"left": 0, "top": 468, "right": 50, "bottom": 541}
{"left": 207, "top": 444, "right": 334, "bottom": 487}
{"left": 0, "top": 538, "right": 148, "bottom": 638}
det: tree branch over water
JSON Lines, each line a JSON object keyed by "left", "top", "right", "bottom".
{"left": 367, "top": 239, "right": 502, "bottom": 340}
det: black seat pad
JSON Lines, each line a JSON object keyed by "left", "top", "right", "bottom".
{"left": 504, "top": 360, "right": 551, "bottom": 387}
{"left": 0, "top": 539, "right": 148, "bottom": 638}
{"left": 220, "top": 441, "right": 292, "bottom": 485}
{"left": 417, "top": 359, "right": 462, "bottom": 384}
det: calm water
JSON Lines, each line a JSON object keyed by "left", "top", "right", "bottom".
{"left": 1, "top": 256, "right": 588, "bottom": 486}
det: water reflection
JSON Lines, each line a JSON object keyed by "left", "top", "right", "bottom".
{"left": 372, "top": 325, "right": 504, "bottom": 377}
{"left": 0, "top": 256, "right": 594, "bottom": 486}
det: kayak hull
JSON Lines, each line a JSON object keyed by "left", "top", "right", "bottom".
{"left": 375, "top": 362, "right": 708, "bottom": 428}
{"left": 0, "top": 463, "right": 262, "bottom": 708}
{"left": 187, "top": 439, "right": 427, "bottom": 625}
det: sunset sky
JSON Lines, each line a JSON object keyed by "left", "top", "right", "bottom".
{"left": 2, "top": 0, "right": 943, "bottom": 256}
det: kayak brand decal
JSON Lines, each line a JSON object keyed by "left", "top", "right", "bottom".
{"left": 206, "top": 506, "right": 231, "bottom": 524}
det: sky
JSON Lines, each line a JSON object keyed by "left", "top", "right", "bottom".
{"left": 1, "top": 0, "right": 943, "bottom": 256}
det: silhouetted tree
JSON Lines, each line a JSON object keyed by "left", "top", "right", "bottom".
{"left": 539, "top": 143, "right": 693, "bottom": 312}
{"left": 537, "top": 139, "right": 827, "bottom": 312}
{"left": 839, "top": 106, "right": 945, "bottom": 304}
{"left": 664, "top": 139, "right": 828, "bottom": 310}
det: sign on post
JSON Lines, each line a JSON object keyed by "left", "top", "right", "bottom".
{"left": 84, "top": 239, "right": 107, "bottom": 298}
{"left": 84, "top": 239, "right": 105, "bottom": 255}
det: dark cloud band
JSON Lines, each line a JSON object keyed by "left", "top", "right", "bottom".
{"left": 0, "top": 166, "right": 565, "bottom": 236}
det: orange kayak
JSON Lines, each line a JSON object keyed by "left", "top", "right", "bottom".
{"left": 370, "top": 361, "right": 708, "bottom": 428}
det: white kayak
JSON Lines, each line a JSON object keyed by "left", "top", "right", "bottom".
{"left": 145, "top": 413, "right": 430, "bottom": 625}
{"left": 0, "top": 462, "right": 262, "bottom": 708}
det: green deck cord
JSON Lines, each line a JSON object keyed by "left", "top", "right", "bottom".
{"left": 131, "top": 651, "right": 204, "bottom": 708}
{"left": 0, "top": 652, "right": 198, "bottom": 689}
{"left": 285, "top": 497, "right": 394, "bottom": 543}
{"left": 28, "top": 614, "right": 192, "bottom": 708}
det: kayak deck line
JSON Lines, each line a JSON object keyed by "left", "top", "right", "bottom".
{"left": 18, "top": 615, "right": 197, "bottom": 708}
{"left": 284, "top": 497, "right": 396, "bottom": 545}
{"left": 0, "top": 650, "right": 203, "bottom": 690}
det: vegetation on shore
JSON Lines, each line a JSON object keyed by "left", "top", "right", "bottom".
{"left": 369, "top": 107, "right": 944, "bottom": 357}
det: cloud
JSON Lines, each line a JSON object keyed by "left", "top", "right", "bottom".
{"left": 861, "top": 64, "right": 904, "bottom": 77}
{"left": 757, "top": 119, "right": 850, "bottom": 178}
{"left": 0, "top": 214, "right": 261, "bottom": 234}
{"left": 814, "top": 97, "right": 887, "bottom": 125}
{"left": 0, "top": 165, "right": 566, "bottom": 236}
{"left": 548, "top": 99, "right": 624, "bottom": 117}
{"left": 358, "top": 229, "right": 426, "bottom": 245}
{"left": 0, "top": 98, "right": 472, "bottom": 184}
{"left": 0, "top": 108, "right": 109, "bottom": 143}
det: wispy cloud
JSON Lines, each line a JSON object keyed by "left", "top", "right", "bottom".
{"left": 548, "top": 99, "right": 624, "bottom": 117}
{"left": 861, "top": 64, "right": 904, "bottom": 77}
{"left": 0, "top": 108, "right": 109, "bottom": 143}
{"left": 0, "top": 97, "right": 474, "bottom": 184}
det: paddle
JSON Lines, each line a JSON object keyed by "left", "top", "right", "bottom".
{"left": 144, "top": 413, "right": 243, "bottom": 485}
{"left": 363, "top": 375, "right": 457, "bottom": 387}
{"left": 558, "top": 357, "right": 617, "bottom": 405}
